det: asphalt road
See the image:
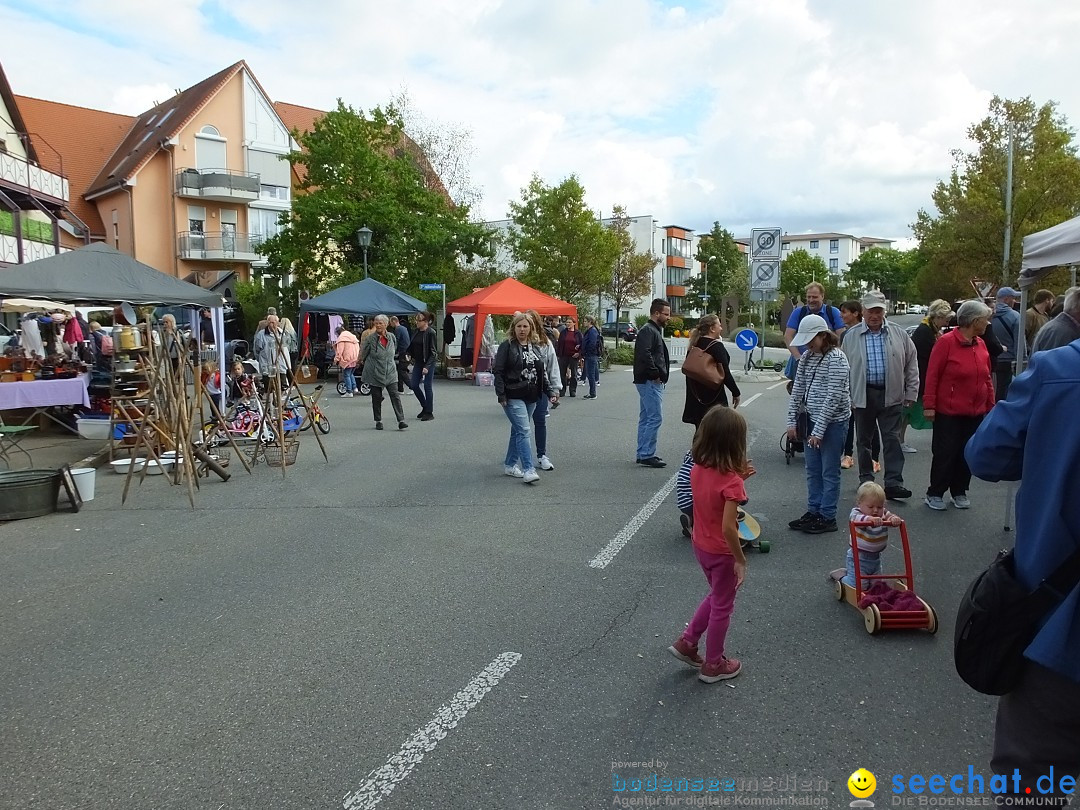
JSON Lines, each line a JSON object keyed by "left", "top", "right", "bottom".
{"left": 1, "top": 354, "right": 1009, "bottom": 810}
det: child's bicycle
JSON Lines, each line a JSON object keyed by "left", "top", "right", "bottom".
{"left": 288, "top": 385, "right": 331, "bottom": 435}
{"left": 829, "top": 518, "right": 937, "bottom": 635}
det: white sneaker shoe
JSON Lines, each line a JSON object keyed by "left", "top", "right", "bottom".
{"left": 522, "top": 469, "right": 540, "bottom": 484}
{"left": 924, "top": 495, "right": 947, "bottom": 511}
{"left": 952, "top": 495, "right": 971, "bottom": 509}
{"left": 538, "top": 454, "right": 555, "bottom": 471}
{"left": 504, "top": 465, "right": 524, "bottom": 478}
{"left": 901, "top": 443, "right": 917, "bottom": 454}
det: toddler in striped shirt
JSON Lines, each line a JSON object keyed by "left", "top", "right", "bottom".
{"left": 837, "top": 481, "right": 902, "bottom": 588}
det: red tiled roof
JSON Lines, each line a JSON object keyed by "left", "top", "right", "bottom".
{"left": 14, "top": 94, "right": 135, "bottom": 236}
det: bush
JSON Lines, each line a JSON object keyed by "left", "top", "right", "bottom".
{"left": 609, "top": 344, "right": 634, "bottom": 366}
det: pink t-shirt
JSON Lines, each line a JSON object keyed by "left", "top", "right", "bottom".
{"left": 690, "top": 465, "right": 747, "bottom": 556}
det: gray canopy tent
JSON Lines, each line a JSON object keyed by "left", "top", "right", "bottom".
{"left": 1016, "top": 214, "right": 1080, "bottom": 370}
{"left": 298, "top": 277, "right": 427, "bottom": 317}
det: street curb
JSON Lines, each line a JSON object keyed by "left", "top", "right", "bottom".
{"left": 73, "top": 446, "right": 111, "bottom": 470}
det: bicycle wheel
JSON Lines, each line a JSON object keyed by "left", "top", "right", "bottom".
{"left": 315, "top": 411, "right": 331, "bottom": 434}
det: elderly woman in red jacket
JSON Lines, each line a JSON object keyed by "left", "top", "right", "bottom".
{"left": 922, "top": 299, "right": 996, "bottom": 511}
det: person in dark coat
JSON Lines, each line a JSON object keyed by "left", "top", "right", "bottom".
{"left": 682, "top": 314, "right": 740, "bottom": 427}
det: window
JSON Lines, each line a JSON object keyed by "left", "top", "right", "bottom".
{"left": 259, "top": 184, "right": 290, "bottom": 202}
{"left": 829, "top": 258, "right": 839, "bottom": 271}
{"left": 187, "top": 205, "right": 206, "bottom": 249}
{"left": 809, "top": 240, "right": 818, "bottom": 249}
{"left": 830, "top": 239, "right": 839, "bottom": 253}
{"left": 667, "top": 236, "right": 690, "bottom": 259}
{"left": 782, "top": 241, "right": 790, "bottom": 250}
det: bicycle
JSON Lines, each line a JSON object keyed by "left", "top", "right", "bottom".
{"left": 289, "top": 385, "right": 331, "bottom": 435}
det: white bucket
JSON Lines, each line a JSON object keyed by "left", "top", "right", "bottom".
{"left": 70, "top": 467, "right": 96, "bottom": 501}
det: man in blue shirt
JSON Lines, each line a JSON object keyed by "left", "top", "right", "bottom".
{"left": 966, "top": 338, "right": 1080, "bottom": 788}
{"left": 783, "top": 282, "right": 845, "bottom": 391}
{"left": 990, "top": 286, "right": 1021, "bottom": 401}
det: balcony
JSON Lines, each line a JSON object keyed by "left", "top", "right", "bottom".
{"left": 175, "top": 168, "right": 259, "bottom": 203}
{"left": 0, "top": 152, "right": 68, "bottom": 205}
{"left": 0, "top": 232, "right": 59, "bottom": 265}
{"left": 178, "top": 231, "right": 261, "bottom": 263}
{"left": 666, "top": 285, "right": 687, "bottom": 298}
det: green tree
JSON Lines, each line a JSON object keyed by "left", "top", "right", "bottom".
{"left": 912, "top": 96, "right": 1080, "bottom": 301}
{"left": 845, "top": 247, "right": 923, "bottom": 304}
{"left": 260, "top": 101, "right": 492, "bottom": 297}
{"left": 691, "top": 223, "right": 749, "bottom": 313}
{"left": 506, "top": 174, "right": 619, "bottom": 306}
{"left": 779, "top": 249, "right": 829, "bottom": 299}
{"left": 605, "top": 205, "right": 655, "bottom": 345}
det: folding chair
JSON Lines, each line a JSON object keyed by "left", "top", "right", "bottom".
{"left": 0, "top": 413, "right": 36, "bottom": 468}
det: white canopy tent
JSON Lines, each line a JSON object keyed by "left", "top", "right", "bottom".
{"left": 1015, "top": 214, "right": 1080, "bottom": 369}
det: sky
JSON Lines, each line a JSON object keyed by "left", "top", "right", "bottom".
{"left": 3, "top": 0, "right": 1079, "bottom": 246}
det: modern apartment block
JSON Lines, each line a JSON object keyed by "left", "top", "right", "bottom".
{"left": 484, "top": 215, "right": 707, "bottom": 323}
{"left": 778, "top": 231, "right": 894, "bottom": 275}
{"left": 8, "top": 60, "right": 296, "bottom": 297}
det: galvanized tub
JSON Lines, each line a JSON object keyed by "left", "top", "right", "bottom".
{"left": 0, "top": 469, "right": 62, "bottom": 521}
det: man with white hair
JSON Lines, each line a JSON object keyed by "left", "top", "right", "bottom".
{"left": 1030, "top": 287, "right": 1080, "bottom": 354}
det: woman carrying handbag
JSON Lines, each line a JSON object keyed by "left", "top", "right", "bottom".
{"left": 682, "top": 314, "right": 741, "bottom": 428}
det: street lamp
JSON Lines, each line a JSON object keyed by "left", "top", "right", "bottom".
{"left": 703, "top": 255, "right": 716, "bottom": 313}
{"left": 356, "top": 225, "right": 373, "bottom": 278}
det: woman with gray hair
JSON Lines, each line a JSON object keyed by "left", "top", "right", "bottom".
{"left": 922, "top": 299, "right": 995, "bottom": 510}
{"left": 901, "top": 299, "right": 953, "bottom": 451}
{"left": 361, "top": 314, "right": 407, "bottom": 430}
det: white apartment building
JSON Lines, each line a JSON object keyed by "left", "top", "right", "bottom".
{"left": 484, "top": 215, "right": 707, "bottom": 324}
{"left": 778, "top": 232, "right": 894, "bottom": 276}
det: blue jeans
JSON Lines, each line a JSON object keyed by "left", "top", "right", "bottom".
{"left": 533, "top": 394, "right": 548, "bottom": 457}
{"left": 584, "top": 356, "right": 599, "bottom": 396}
{"left": 503, "top": 398, "right": 537, "bottom": 473}
{"left": 843, "top": 547, "right": 882, "bottom": 588}
{"left": 803, "top": 419, "right": 848, "bottom": 520}
{"left": 342, "top": 366, "right": 357, "bottom": 393}
{"left": 635, "top": 380, "right": 664, "bottom": 460}
{"left": 410, "top": 361, "right": 435, "bottom": 414}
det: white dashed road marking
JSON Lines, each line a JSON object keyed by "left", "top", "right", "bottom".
{"left": 767, "top": 380, "right": 789, "bottom": 390}
{"left": 342, "top": 652, "right": 522, "bottom": 810}
{"left": 740, "top": 393, "right": 762, "bottom": 408}
{"left": 588, "top": 475, "right": 678, "bottom": 569}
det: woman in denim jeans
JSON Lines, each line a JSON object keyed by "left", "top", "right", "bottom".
{"left": 785, "top": 315, "right": 851, "bottom": 534}
{"left": 493, "top": 313, "right": 556, "bottom": 484}
{"left": 406, "top": 311, "right": 438, "bottom": 420}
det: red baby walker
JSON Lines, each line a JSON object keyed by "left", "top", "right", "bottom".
{"left": 830, "top": 519, "right": 938, "bottom": 635}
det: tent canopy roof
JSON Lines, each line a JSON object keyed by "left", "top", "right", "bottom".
{"left": 446, "top": 277, "right": 577, "bottom": 317}
{"left": 1020, "top": 214, "right": 1080, "bottom": 286}
{"left": 299, "top": 277, "right": 428, "bottom": 316}
{"left": 0, "top": 243, "right": 222, "bottom": 307}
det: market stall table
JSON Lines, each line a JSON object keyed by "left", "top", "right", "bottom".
{"left": 0, "top": 375, "right": 91, "bottom": 435}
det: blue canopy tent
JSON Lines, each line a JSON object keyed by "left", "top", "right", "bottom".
{"left": 298, "top": 277, "right": 427, "bottom": 318}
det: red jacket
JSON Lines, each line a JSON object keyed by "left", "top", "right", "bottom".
{"left": 923, "top": 329, "right": 995, "bottom": 416}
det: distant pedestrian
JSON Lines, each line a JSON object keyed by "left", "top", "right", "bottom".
{"left": 555, "top": 318, "right": 582, "bottom": 397}
{"left": 199, "top": 308, "right": 214, "bottom": 345}
{"left": 493, "top": 313, "right": 554, "bottom": 484}
{"left": 406, "top": 311, "right": 438, "bottom": 420}
{"left": 783, "top": 282, "right": 846, "bottom": 392}
{"left": 333, "top": 326, "right": 360, "bottom": 397}
{"left": 1024, "top": 289, "right": 1055, "bottom": 348}
{"left": 580, "top": 316, "right": 604, "bottom": 399}
{"left": 361, "top": 315, "right": 407, "bottom": 431}
{"left": 633, "top": 298, "right": 671, "bottom": 468}
{"left": 667, "top": 406, "right": 754, "bottom": 684}
{"left": 390, "top": 315, "right": 410, "bottom": 393}
{"left": 991, "top": 286, "right": 1021, "bottom": 401}
{"left": 903, "top": 299, "right": 953, "bottom": 451}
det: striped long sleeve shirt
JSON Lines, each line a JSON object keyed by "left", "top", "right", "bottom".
{"left": 786, "top": 348, "right": 851, "bottom": 440}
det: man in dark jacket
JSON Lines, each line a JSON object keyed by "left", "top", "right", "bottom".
{"left": 633, "top": 298, "right": 671, "bottom": 467}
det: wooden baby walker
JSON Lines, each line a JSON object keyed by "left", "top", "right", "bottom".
{"left": 830, "top": 519, "right": 937, "bottom": 635}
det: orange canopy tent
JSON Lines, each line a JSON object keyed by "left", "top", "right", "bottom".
{"left": 446, "top": 277, "right": 577, "bottom": 370}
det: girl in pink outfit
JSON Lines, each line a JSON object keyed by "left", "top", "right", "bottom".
{"left": 667, "top": 406, "right": 755, "bottom": 683}
{"left": 334, "top": 326, "right": 361, "bottom": 396}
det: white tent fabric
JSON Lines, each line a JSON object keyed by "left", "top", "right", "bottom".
{"left": 1020, "top": 214, "right": 1080, "bottom": 285}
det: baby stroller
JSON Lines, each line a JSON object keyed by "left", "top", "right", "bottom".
{"left": 781, "top": 432, "right": 803, "bottom": 464}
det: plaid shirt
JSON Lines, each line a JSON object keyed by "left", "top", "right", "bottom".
{"left": 864, "top": 328, "right": 886, "bottom": 386}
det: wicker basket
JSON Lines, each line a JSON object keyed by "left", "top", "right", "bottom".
{"left": 263, "top": 441, "right": 299, "bottom": 466}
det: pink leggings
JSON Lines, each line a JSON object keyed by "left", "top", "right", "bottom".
{"left": 682, "top": 547, "right": 738, "bottom": 666}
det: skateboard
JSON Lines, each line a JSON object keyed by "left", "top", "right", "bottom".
{"left": 738, "top": 508, "right": 770, "bottom": 553}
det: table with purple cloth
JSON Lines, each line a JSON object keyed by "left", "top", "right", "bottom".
{"left": 0, "top": 375, "right": 91, "bottom": 434}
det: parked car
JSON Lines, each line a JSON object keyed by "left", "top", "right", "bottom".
{"left": 907, "top": 304, "right": 928, "bottom": 315}
{"left": 602, "top": 321, "right": 636, "bottom": 341}
{"left": 0, "top": 322, "right": 13, "bottom": 353}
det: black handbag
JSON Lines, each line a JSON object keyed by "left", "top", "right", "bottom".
{"left": 954, "top": 545, "right": 1080, "bottom": 695}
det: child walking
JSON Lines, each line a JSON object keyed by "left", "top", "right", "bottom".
{"left": 668, "top": 406, "right": 754, "bottom": 683}
{"left": 832, "top": 481, "right": 902, "bottom": 588}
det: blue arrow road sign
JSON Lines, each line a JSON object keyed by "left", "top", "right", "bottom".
{"left": 735, "top": 329, "right": 759, "bottom": 351}
{"left": 419, "top": 283, "right": 445, "bottom": 290}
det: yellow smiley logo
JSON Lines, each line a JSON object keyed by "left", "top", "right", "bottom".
{"left": 848, "top": 769, "right": 876, "bottom": 798}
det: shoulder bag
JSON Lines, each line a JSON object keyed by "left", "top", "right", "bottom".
{"left": 954, "top": 541, "right": 1080, "bottom": 695}
{"left": 794, "top": 352, "right": 826, "bottom": 442}
{"left": 682, "top": 339, "right": 724, "bottom": 388}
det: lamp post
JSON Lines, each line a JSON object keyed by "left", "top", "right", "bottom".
{"left": 356, "top": 225, "right": 373, "bottom": 278}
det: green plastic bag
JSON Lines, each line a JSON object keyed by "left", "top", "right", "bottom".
{"left": 905, "top": 399, "right": 932, "bottom": 431}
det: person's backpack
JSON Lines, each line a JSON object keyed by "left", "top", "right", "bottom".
{"left": 99, "top": 332, "right": 114, "bottom": 356}
{"left": 797, "top": 304, "right": 844, "bottom": 332}
{"left": 595, "top": 327, "right": 608, "bottom": 358}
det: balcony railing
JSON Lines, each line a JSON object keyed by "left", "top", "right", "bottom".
{"left": 0, "top": 233, "right": 59, "bottom": 265}
{"left": 178, "top": 231, "right": 261, "bottom": 263}
{"left": 0, "top": 152, "right": 69, "bottom": 203}
{"left": 175, "top": 167, "right": 260, "bottom": 201}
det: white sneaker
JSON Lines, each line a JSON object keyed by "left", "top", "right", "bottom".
{"left": 924, "top": 495, "right": 947, "bottom": 511}
{"left": 901, "top": 443, "right": 917, "bottom": 454}
{"left": 952, "top": 495, "right": 971, "bottom": 509}
{"left": 538, "top": 454, "right": 555, "bottom": 471}
{"left": 504, "top": 465, "right": 524, "bottom": 478}
{"left": 522, "top": 469, "right": 540, "bottom": 484}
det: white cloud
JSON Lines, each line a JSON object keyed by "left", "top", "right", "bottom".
{"left": 2, "top": 0, "right": 1079, "bottom": 243}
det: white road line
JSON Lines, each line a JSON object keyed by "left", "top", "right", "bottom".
{"left": 740, "top": 393, "right": 762, "bottom": 408}
{"left": 589, "top": 475, "right": 677, "bottom": 569}
{"left": 767, "top": 380, "right": 788, "bottom": 390}
{"left": 342, "top": 652, "right": 522, "bottom": 810}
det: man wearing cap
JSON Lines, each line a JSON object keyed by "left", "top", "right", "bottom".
{"left": 991, "top": 287, "right": 1021, "bottom": 401}
{"left": 841, "top": 290, "right": 919, "bottom": 500}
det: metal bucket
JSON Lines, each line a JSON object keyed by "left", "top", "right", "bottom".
{"left": 0, "top": 469, "right": 62, "bottom": 521}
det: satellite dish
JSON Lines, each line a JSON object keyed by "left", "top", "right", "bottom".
{"left": 114, "top": 302, "right": 138, "bottom": 325}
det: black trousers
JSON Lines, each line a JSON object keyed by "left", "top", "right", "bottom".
{"left": 994, "top": 360, "right": 1014, "bottom": 402}
{"left": 927, "top": 413, "right": 983, "bottom": 498}
{"left": 992, "top": 661, "right": 1080, "bottom": 801}
{"left": 557, "top": 355, "right": 577, "bottom": 393}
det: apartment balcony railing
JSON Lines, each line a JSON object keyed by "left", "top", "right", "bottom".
{"left": 0, "top": 152, "right": 69, "bottom": 204}
{"left": 175, "top": 167, "right": 260, "bottom": 203}
{"left": 178, "top": 231, "right": 261, "bottom": 263}
{"left": 0, "top": 233, "right": 59, "bottom": 265}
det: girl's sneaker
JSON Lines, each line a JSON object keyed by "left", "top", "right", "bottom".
{"left": 504, "top": 465, "right": 524, "bottom": 478}
{"left": 667, "top": 638, "right": 703, "bottom": 668}
{"left": 698, "top": 657, "right": 741, "bottom": 683}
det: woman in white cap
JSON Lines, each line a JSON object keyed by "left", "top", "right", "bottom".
{"left": 785, "top": 314, "right": 852, "bottom": 534}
